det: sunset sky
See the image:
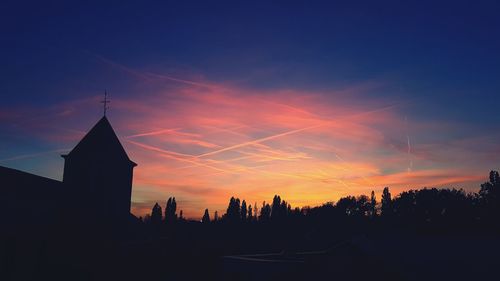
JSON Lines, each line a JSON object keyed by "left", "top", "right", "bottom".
{"left": 1, "top": 1, "right": 499, "bottom": 219}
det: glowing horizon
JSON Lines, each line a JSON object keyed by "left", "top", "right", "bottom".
{"left": 1, "top": 63, "right": 498, "bottom": 219}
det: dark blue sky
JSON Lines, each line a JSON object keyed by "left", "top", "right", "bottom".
{"left": 2, "top": 1, "right": 499, "bottom": 116}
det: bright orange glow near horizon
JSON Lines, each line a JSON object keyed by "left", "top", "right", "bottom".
{"left": 0, "top": 68, "right": 497, "bottom": 220}
{"left": 98, "top": 80, "right": 492, "bottom": 218}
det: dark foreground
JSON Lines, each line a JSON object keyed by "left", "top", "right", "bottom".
{"left": 3, "top": 219, "right": 500, "bottom": 281}
{"left": 3, "top": 171, "right": 500, "bottom": 280}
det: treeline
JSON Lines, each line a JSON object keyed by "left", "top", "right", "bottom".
{"left": 146, "top": 197, "right": 187, "bottom": 225}
{"left": 143, "top": 170, "right": 500, "bottom": 229}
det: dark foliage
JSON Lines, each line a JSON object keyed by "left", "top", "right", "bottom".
{"left": 165, "top": 197, "right": 177, "bottom": 222}
{"left": 202, "top": 209, "right": 210, "bottom": 223}
{"left": 5, "top": 170, "right": 500, "bottom": 281}
{"left": 151, "top": 202, "right": 162, "bottom": 225}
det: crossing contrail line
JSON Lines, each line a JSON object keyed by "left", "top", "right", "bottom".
{"left": 126, "top": 140, "right": 230, "bottom": 173}
{"left": 0, "top": 149, "right": 70, "bottom": 162}
{"left": 196, "top": 103, "right": 402, "bottom": 159}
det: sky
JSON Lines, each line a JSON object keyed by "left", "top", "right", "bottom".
{"left": 1, "top": 1, "right": 499, "bottom": 219}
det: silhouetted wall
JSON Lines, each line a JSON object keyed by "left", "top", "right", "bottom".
{"left": 0, "top": 166, "right": 63, "bottom": 234}
{"left": 62, "top": 117, "right": 136, "bottom": 219}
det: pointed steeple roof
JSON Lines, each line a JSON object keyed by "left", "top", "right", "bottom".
{"left": 64, "top": 116, "right": 136, "bottom": 166}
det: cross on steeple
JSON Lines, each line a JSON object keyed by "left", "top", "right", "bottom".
{"left": 101, "top": 90, "right": 110, "bottom": 116}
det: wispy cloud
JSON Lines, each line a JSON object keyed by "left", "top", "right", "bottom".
{"left": 1, "top": 58, "right": 498, "bottom": 219}
{"left": 0, "top": 148, "right": 70, "bottom": 162}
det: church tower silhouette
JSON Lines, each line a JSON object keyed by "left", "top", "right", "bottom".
{"left": 62, "top": 116, "right": 137, "bottom": 219}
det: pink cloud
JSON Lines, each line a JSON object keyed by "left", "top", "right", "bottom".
{"left": 1, "top": 67, "right": 497, "bottom": 219}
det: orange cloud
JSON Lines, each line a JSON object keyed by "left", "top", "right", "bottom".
{"left": 2, "top": 68, "right": 497, "bottom": 220}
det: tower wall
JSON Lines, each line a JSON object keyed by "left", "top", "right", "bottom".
{"left": 61, "top": 116, "right": 137, "bottom": 221}
{"left": 63, "top": 155, "right": 135, "bottom": 218}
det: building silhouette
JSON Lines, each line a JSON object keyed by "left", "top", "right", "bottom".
{"left": 62, "top": 116, "right": 137, "bottom": 219}
{"left": 1, "top": 115, "right": 138, "bottom": 234}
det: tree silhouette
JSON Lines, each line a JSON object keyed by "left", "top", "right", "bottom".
{"left": 336, "top": 196, "right": 357, "bottom": 216}
{"left": 165, "top": 197, "right": 171, "bottom": 220}
{"left": 202, "top": 209, "right": 210, "bottom": 223}
{"left": 414, "top": 188, "right": 441, "bottom": 222}
{"left": 165, "top": 197, "right": 177, "bottom": 222}
{"left": 226, "top": 197, "right": 241, "bottom": 223}
{"left": 381, "top": 187, "right": 392, "bottom": 216}
{"left": 271, "top": 195, "right": 281, "bottom": 220}
{"left": 151, "top": 203, "right": 162, "bottom": 225}
{"left": 356, "top": 195, "right": 370, "bottom": 216}
{"left": 253, "top": 202, "right": 258, "bottom": 220}
{"left": 480, "top": 171, "right": 500, "bottom": 206}
{"left": 370, "top": 190, "right": 377, "bottom": 217}
{"left": 393, "top": 190, "right": 416, "bottom": 219}
{"left": 270, "top": 195, "right": 289, "bottom": 221}
{"left": 259, "top": 201, "right": 271, "bottom": 221}
{"left": 280, "top": 199, "right": 289, "bottom": 219}
{"left": 248, "top": 204, "right": 253, "bottom": 222}
{"left": 241, "top": 200, "right": 247, "bottom": 222}
{"left": 144, "top": 170, "right": 500, "bottom": 238}
{"left": 335, "top": 195, "right": 370, "bottom": 217}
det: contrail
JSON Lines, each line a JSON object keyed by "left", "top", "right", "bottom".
{"left": 131, "top": 102, "right": 403, "bottom": 180}
{"left": 126, "top": 140, "right": 231, "bottom": 173}
{"left": 406, "top": 135, "right": 413, "bottom": 173}
{"left": 236, "top": 150, "right": 310, "bottom": 162}
{"left": 126, "top": 128, "right": 202, "bottom": 139}
{"left": 260, "top": 100, "right": 320, "bottom": 118}
{"left": 126, "top": 140, "right": 195, "bottom": 158}
{"left": 172, "top": 146, "right": 307, "bottom": 171}
{"left": 86, "top": 52, "right": 151, "bottom": 81}
{"left": 202, "top": 125, "right": 249, "bottom": 138}
{"left": 128, "top": 138, "right": 301, "bottom": 174}
{"left": 405, "top": 116, "right": 413, "bottom": 173}
{"left": 173, "top": 155, "right": 256, "bottom": 171}
{"left": 196, "top": 124, "right": 324, "bottom": 158}
{"left": 125, "top": 128, "right": 181, "bottom": 138}
{"left": 86, "top": 51, "right": 214, "bottom": 88}
{"left": 195, "top": 102, "right": 403, "bottom": 159}
{"left": 180, "top": 153, "right": 329, "bottom": 183}
{"left": 0, "top": 149, "right": 70, "bottom": 162}
{"left": 144, "top": 71, "right": 214, "bottom": 88}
